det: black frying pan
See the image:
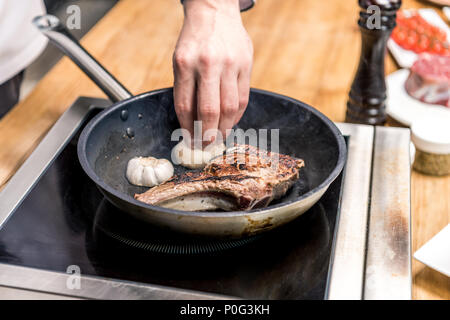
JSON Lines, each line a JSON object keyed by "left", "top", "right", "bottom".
{"left": 34, "top": 15, "right": 346, "bottom": 239}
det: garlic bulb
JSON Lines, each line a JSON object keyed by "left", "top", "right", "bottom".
{"left": 172, "top": 140, "right": 226, "bottom": 169}
{"left": 126, "top": 157, "right": 174, "bottom": 187}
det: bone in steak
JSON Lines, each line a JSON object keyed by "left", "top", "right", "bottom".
{"left": 405, "top": 53, "right": 450, "bottom": 108}
{"left": 134, "top": 145, "right": 305, "bottom": 211}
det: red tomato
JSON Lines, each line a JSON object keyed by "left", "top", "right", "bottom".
{"left": 408, "top": 30, "right": 419, "bottom": 41}
{"left": 417, "top": 35, "right": 430, "bottom": 53}
{"left": 392, "top": 10, "right": 450, "bottom": 55}
{"left": 431, "top": 41, "right": 444, "bottom": 54}
{"left": 397, "top": 30, "right": 407, "bottom": 43}
{"left": 435, "top": 29, "right": 447, "bottom": 42}
{"left": 405, "top": 33, "right": 418, "bottom": 50}
{"left": 416, "top": 25, "right": 424, "bottom": 34}
{"left": 407, "top": 18, "right": 419, "bottom": 30}
{"left": 392, "top": 27, "right": 407, "bottom": 44}
{"left": 442, "top": 48, "right": 450, "bottom": 56}
{"left": 416, "top": 15, "right": 428, "bottom": 26}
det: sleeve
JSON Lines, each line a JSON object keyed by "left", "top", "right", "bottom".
{"left": 239, "top": 0, "right": 255, "bottom": 11}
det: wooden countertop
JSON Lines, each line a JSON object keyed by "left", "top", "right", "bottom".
{"left": 0, "top": 0, "right": 449, "bottom": 299}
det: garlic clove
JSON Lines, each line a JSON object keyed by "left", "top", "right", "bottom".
{"left": 142, "top": 165, "right": 158, "bottom": 187}
{"left": 126, "top": 156, "right": 174, "bottom": 187}
{"left": 172, "top": 141, "right": 203, "bottom": 169}
{"left": 172, "top": 140, "right": 226, "bottom": 169}
{"left": 204, "top": 141, "right": 226, "bottom": 162}
{"left": 154, "top": 159, "right": 174, "bottom": 183}
{"left": 126, "top": 157, "right": 145, "bottom": 186}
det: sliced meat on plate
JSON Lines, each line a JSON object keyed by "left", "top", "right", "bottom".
{"left": 405, "top": 53, "right": 450, "bottom": 108}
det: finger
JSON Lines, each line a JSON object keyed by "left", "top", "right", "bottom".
{"left": 219, "top": 69, "right": 239, "bottom": 139}
{"left": 173, "top": 51, "right": 196, "bottom": 140}
{"left": 235, "top": 69, "right": 251, "bottom": 125}
{"left": 197, "top": 75, "right": 221, "bottom": 146}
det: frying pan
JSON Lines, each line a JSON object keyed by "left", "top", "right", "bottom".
{"left": 34, "top": 15, "right": 346, "bottom": 239}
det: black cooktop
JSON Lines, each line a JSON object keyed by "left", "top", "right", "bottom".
{"left": 0, "top": 110, "right": 345, "bottom": 300}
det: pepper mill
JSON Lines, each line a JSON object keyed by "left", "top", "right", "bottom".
{"left": 346, "top": 0, "right": 401, "bottom": 125}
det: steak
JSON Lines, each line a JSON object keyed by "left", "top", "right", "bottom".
{"left": 405, "top": 53, "right": 450, "bottom": 108}
{"left": 134, "top": 145, "right": 305, "bottom": 211}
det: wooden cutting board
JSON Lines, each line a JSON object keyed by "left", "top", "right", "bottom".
{"left": 425, "top": 0, "right": 450, "bottom": 6}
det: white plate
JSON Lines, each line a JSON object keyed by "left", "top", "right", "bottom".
{"left": 387, "top": 9, "right": 450, "bottom": 68}
{"left": 386, "top": 69, "right": 450, "bottom": 126}
{"left": 414, "top": 224, "right": 450, "bottom": 277}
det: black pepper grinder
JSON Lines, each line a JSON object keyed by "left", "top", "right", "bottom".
{"left": 346, "top": 0, "right": 402, "bottom": 125}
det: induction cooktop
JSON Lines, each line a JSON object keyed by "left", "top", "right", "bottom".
{"left": 0, "top": 97, "right": 412, "bottom": 300}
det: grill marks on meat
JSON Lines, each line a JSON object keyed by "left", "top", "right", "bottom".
{"left": 134, "top": 145, "right": 305, "bottom": 211}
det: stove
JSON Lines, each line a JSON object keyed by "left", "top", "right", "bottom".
{"left": 0, "top": 97, "right": 412, "bottom": 300}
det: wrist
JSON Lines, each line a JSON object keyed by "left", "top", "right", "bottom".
{"left": 183, "top": 0, "right": 240, "bottom": 16}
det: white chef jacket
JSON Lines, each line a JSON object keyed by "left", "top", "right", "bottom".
{"left": 0, "top": 0, "right": 48, "bottom": 84}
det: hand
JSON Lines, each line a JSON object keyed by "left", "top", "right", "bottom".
{"left": 173, "top": 0, "right": 253, "bottom": 145}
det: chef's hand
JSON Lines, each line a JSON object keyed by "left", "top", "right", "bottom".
{"left": 173, "top": 0, "right": 253, "bottom": 145}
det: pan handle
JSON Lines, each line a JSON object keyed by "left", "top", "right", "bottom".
{"left": 33, "top": 15, "right": 133, "bottom": 103}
